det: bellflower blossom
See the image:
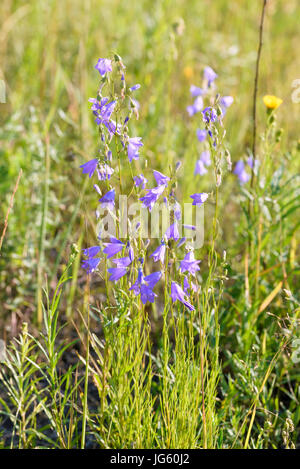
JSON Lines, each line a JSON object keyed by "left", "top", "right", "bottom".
{"left": 89, "top": 97, "right": 108, "bottom": 112}
{"left": 194, "top": 159, "right": 207, "bottom": 176}
{"left": 109, "top": 242, "right": 134, "bottom": 274}
{"left": 200, "top": 150, "right": 211, "bottom": 166}
{"left": 140, "top": 184, "right": 166, "bottom": 211}
{"left": 93, "top": 99, "right": 116, "bottom": 122}
{"left": 97, "top": 163, "right": 114, "bottom": 180}
{"left": 94, "top": 58, "right": 112, "bottom": 76}
{"left": 165, "top": 222, "right": 180, "bottom": 241}
{"left": 233, "top": 160, "right": 250, "bottom": 184}
{"left": 150, "top": 241, "right": 166, "bottom": 263}
{"left": 112, "top": 256, "right": 132, "bottom": 268}
{"left": 134, "top": 174, "right": 148, "bottom": 189}
{"left": 183, "top": 277, "right": 190, "bottom": 294}
{"left": 98, "top": 188, "right": 115, "bottom": 209}
{"left": 127, "top": 242, "right": 134, "bottom": 263}
{"left": 196, "top": 129, "right": 207, "bottom": 142}
{"left": 170, "top": 281, "right": 195, "bottom": 311}
{"left": 127, "top": 137, "right": 143, "bottom": 163}
{"left": 131, "top": 98, "right": 140, "bottom": 111}
{"left": 108, "top": 267, "right": 128, "bottom": 282}
{"left": 203, "top": 66, "right": 218, "bottom": 86}
{"left": 81, "top": 257, "right": 101, "bottom": 274}
{"left": 180, "top": 251, "right": 201, "bottom": 276}
{"left": 183, "top": 224, "right": 196, "bottom": 231}
{"left": 173, "top": 200, "right": 181, "bottom": 220}
{"left": 202, "top": 106, "right": 218, "bottom": 124}
{"left": 190, "top": 192, "right": 208, "bottom": 206}
{"left": 103, "top": 236, "right": 124, "bottom": 258}
{"left": 183, "top": 277, "right": 198, "bottom": 294}
{"left": 80, "top": 159, "right": 98, "bottom": 178}
{"left": 82, "top": 246, "right": 101, "bottom": 258}
{"left": 153, "top": 170, "right": 170, "bottom": 186}
{"left": 190, "top": 85, "right": 205, "bottom": 97}
{"left": 130, "top": 269, "right": 162, "bottom": 304}
{"left": 129, "top": 84, "right": 141, "bottom": 91}
{"left": 89, "top": 98, "right": 119, "bottom": 136}
{"left": 247, "top": 156, "right": 260, "bottom": 171}
{"left": 81, "top": 244, "right": 102, "bottom": 274}
{"left": 220, "top": 96, "right": 234, "bottom": 115}
{"left": 186, "top": 96, "right": 204, "bottom": 116}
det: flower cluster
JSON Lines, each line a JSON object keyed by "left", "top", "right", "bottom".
{"left": 186, "top": 66, "right": 233, "bottom": 183}
{"left": 233, "top": 156, "right": 260, "bottom": 185}
{"left": 79, "top": 57, "right": 232, "bottom": 312}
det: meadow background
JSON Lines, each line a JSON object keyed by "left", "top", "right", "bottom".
{"left": 0, "top": 0, "right": 299, "bottom": 449}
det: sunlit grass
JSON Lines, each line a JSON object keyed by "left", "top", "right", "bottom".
{"left": 0, "top": 0, "right": 299, "bottom": 449}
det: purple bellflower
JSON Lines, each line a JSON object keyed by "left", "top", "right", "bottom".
{"left": 97, "top": 163, "right": 114, "bottom": 180}
{"left": 80, "top": 159, "right": 98, "bottom": 178}
{"left": 180, "top": 251, "right": 201, "bottom": 276}
{"left": 247, "top": 156, "right": 259, "bottom": 171}
{"left": 131, "top": 98, "right": 140, "bottom": 110}
{"left": 140, "top": 184, "right": 166, "bottom": 211}
{"left": 90, "top": 98, "right": 119, "bottom": 136}
{"left": 153, "top": 170, "right": 170, "bottom": 186}
{"left": 127, "top": 242, "right": 134, "bottom": 263}
{"left": 98, "top": 188, "right": 115, "bottom": 209}
{"left": 173, "top": 200, "right": 181, "bottom": 220}
{"left": 183, "top": 277, "right": 198, "bottom": 294}
{"left": 81, "top": 244, "right": 102, "bottom": 274}
{"left": 183, "top": 224, "right": 196, "bottom": 231}
{"left": 89, "top": 97, "right": 108, "bottom": 112}
{"left": 108, "top": 267, "right": 127, "bottom": 282}
{"left": 144, "top": 271, "right": 162, "bottom": 288}
{"left": 111, "top": 241, "right": 134, "bottom": 268}
{"left": 134, "top": 174, "right": 148, "bottom": 189}
{"left": 202, "top": 106, "right": 218, "bottom": 124}
{"left": 150, "top": 241, "right": 166, "bottom": 263}
{"left": 186, "top": 96, "right": 204, "bottom": 116}
{"left": 200, "top": 150, "right": 211, "bottom": 166}
{"left": 82, "top": 246, "right": 101, "bottom": 258}
{"left": 129, "top": 84, "right": 141, "bottom": 91}
{"left": 130, "top": 268, "right": 162, "bottom": 304}
{"left": 194, "top": 159, "right": 207, "bottom": 176}
{"left": 203, "top": 66, "right": 218, "bottom": 86}
{"left": 220, "top": 95, "right": 234, "bottom": 109}
{"left": 98, "top": 100, "right": 116, "bottom": 121}
{"left": 233, "top": 160, "right": 250, "bottom": 184}
{"left": 103, "top": 236, "right": 124, "bottom": 258}
{"left": 196, "top": 129, "right": 207, "bottom": 142}
{"left": 190, "top": 193, "right": 208, "bottom": 206}
{"left": 112, "top": 256, "right": 132, "bottom": 268}
{"left": 127, "top": 137, "right": 143, "bottom": 163}
{"left": 81, "top": 257, "right": 101, "bottom": 274}
{"left": 183, "top": 277, "right": 190, "bottom": 294}
{"left": 170, "top": 281, "right": 195, "bottom": 311}
{"left": 95, "top": 58, "right": 112, "bottom": 76}
{"left": 190, "top": 85, "right": 205, "bottom": 97}
{"left": 165, "top": 222, "right": 180, "bottom": 241}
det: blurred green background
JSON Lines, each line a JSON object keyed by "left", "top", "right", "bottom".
{"left": 0, "top": 0, "right": 299, "bottom": 330}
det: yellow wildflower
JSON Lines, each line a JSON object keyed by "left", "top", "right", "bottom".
{"left": 263, "top": 95, "right": 283, "bottom": 109}
{"left": 183, "top": 66, "right": 193, "bottom": 80}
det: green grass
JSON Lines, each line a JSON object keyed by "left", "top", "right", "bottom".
{"left": 0, "top": 0, "right": 299, "bottom": 449}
